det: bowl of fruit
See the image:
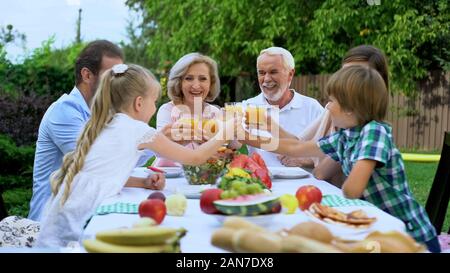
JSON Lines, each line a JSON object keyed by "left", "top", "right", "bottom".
{"left": 198, "top": 167, "right": 278, "bottom": 215}
{"left": 183, "top": 147, "right": 236, "bottom": 185}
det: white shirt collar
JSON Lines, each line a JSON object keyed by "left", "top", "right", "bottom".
{"left": 251, "top": 89, "right": 303, "bottom": 112}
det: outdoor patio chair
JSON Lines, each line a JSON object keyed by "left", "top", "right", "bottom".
{"left": 425, "top": 131, "right": 450, "bottom": 234}
{"left": 0, "top": 186, "right": 8, "bottom": 221}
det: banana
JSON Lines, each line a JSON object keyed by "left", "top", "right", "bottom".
{"left": 83, "top": 239, "right": 176, "bottom": 253}
{"left": 95, "top": 226, "right": 185, "bottom": 246}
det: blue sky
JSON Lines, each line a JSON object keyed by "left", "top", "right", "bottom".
{"left": 1, "top": 0, "right": 135, "bottom": 62}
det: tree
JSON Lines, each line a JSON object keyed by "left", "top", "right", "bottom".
{"left": 125, "top": 0, "right": 321, "bottom": 75}
{"left": 0, "top": 24, "right": 26, "bottom": 48}
{"left": 302, "top": 0, "right": 449, "bottom": 96}
{"left": 125, "top": 0, "right": 323, "bottom": 101}
{"left": 120, "top": 12, "right": 159, "bottom": 72}
{"left": 125, "top": 0, "right": 449, "bottom": 98}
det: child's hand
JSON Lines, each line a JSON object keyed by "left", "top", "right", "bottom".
{"left": 160, "top": 123, "right": 175, "bottom": 140}
{"left": 145, "top": 173, "right": 166, "bottom": 190}
{"left": 278, "top": 155, "right": 314, "bottom": 168}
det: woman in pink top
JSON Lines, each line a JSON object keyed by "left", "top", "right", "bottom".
{"left": 155, "top": 53, "right": 222, "bottom": 166}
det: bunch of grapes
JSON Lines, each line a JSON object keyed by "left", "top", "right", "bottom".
{"left": 220, "top": 180, "right": 264, "bottom": 199}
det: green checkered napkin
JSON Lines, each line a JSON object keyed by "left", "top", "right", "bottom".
{"left": 95, "top": 202, "right": 138, "bottom": 215}
{"left": 321, "top": 194, "right": 375, "bottom": 207}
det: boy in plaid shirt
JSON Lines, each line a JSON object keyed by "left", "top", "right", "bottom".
{"left": 254, "top": 66, "right": 440, "bottom": 252}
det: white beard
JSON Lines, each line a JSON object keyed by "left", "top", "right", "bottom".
{"left": 261, "top": 86, "right": 286, "bottom": 102}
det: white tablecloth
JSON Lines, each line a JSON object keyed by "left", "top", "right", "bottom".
{"left": 82, "top": 168, "right": 406, "bottom": 253}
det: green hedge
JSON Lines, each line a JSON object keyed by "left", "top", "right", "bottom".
{"left": 2, "top": 188, "right": 31, "bottom": 217}
{"left": 0, "top": 135, "right": 34, "bottom": 176}
{"left": 0, "top": 39, "right": 82, "bottom": 98}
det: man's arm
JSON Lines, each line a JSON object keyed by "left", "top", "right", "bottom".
{"left": 243, "top": 130, "right": 325, "bottom": 158}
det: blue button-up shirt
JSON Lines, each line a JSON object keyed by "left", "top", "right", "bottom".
{"left": 29, "top": 87, "right": 91, "bottom": 221}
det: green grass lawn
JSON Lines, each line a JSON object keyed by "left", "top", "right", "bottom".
{"left": 404, "top": 161, "right": 449, "bottom": 233}
{"left": 2, "top": 160, "right": 448, "bottom": 234}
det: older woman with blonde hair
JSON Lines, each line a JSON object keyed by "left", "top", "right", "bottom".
{"left": 155, "top": 53, "right": 222, "bottom": 166}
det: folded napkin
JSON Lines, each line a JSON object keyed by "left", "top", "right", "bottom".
{"left": 95, "top": 202, "right": 138, "bottom": 215}
{"left": 94, "top": 195, "right": 374, "bottom": 215}
{"left": 321, "top": 195, "right": 375, "bottom": 207}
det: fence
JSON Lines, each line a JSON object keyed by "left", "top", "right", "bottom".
{"left": 291, "top": 72, "right": 450, "bottom": 151}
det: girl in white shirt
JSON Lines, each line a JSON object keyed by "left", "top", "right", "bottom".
{"left": 36, "top": 64, "right": 237, "bottom": 247}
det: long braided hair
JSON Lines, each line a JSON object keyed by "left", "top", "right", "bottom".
{"left": 50, "top": 64, "right": 161, "bottom": 205}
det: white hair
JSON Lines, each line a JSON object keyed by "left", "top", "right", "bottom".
{"left": 257, "top": 47, "right": 295, "bottom": 70}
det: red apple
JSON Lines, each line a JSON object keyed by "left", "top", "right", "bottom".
{"left": 148, "top": 191, "right": 166, "bottom": 201}
{"left": 295, "top": 185, "right": 322, "bottom": 211}
{"left": 200, "top": 188, "right": 223, "bottom": 214}
{"left": 138, "top": 199, "right": 167, "bottom": 224}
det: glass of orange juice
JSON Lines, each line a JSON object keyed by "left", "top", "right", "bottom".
{"left": 201, "top": 113, "right": 218, "bottom": 134}
{"left": 224, "top": 102, "right": 243, "bottom": 120}
{"left": 178, "top": 116, "right": 199, "bottom": 129}
{"left": 245, "top": 104, "right": 266, "bottom": 125}
{"left": 203, "top": 119, "right": 217, "bottom": 134}
{"left": 176, "top": 114, "right": 201, "bottom": 140}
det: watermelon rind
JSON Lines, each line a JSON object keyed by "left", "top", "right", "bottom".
{"left": 213, "top": 194, "right": 280, "bottom": 216}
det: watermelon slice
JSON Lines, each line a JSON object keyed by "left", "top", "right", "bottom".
{"left": 213, "top": 194, "right": 280, "bottom": 216}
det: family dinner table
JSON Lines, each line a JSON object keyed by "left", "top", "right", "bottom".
{"left": 82, "top": 166, "right": 406, "bottom": 253}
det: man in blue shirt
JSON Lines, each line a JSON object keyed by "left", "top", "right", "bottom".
{"left": 29, "top": 40, "right": 125, "bottom": 221}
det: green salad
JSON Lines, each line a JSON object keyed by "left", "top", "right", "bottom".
{"left": 183, "top": 149, "right": 235, "bottom": 185}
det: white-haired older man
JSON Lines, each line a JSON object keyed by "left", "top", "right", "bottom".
{"left": 243, "top": 47, "right": 324, "bottom": 167}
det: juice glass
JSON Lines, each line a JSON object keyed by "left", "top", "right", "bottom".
{"left": 245, "top": 104, "right": 266, "bottom": 125}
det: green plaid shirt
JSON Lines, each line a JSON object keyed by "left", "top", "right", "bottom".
{"left": 318, "top": 120, "right": 436, "bottom": 243}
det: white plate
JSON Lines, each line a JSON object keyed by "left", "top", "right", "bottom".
{"left": 130, "top": 167, "right": 183, "bottom": 179}
{"left": 304, "top": 208, "right": 376, "bottom": 241}
{"left": 159, "top": 167, "right": 183, "bottom": 178}
{"left": 268, "top": 167, "right": 310, "bottom": 179}
{"left": 212, "top": 214, "right": 277, "bottom": 226}
{"left": 175, "top": 184, "right": 215, "bottom": 199}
